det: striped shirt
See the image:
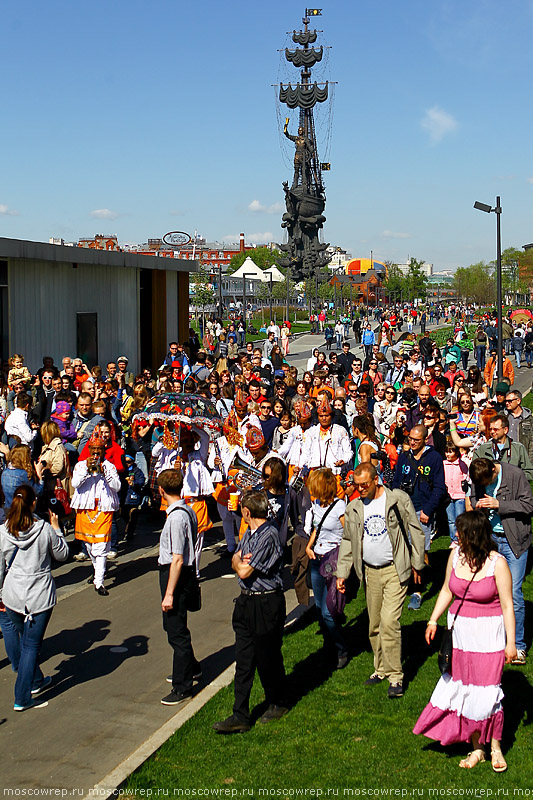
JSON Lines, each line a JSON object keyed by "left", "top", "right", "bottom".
{"left": 237, "top": 521, "right": 283, "bottom": 592}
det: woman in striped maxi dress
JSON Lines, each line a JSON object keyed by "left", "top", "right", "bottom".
{"left": 413, "top": 510, "right": 516, "bottom": 772}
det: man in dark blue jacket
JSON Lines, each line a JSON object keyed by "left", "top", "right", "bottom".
{"left": 392, "top": 424, "right": 446, "bottom": 610}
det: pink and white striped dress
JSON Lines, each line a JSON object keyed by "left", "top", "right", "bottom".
{"left": 413, "top": 549, "right": 505, "bottom": 745}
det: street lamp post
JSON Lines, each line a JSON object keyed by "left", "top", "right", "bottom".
{"left": 474, "top": 197, "right": 503, "bottom": 383}
{"left": 242, "top": 272, "right": 254, "bottom": 330}
{"left": 286, "top": 266, "right": 291, "bottom": 324}
{"left": 218, "top": 264, "right": 223, "bottom": 319}
{"left": 269, "top": 272, "right": 273, "bottom": 323}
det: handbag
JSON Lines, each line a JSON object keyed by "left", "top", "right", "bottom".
{"left": 437, "top": 570, "right": 477, "bottom": 675}
{"left": 305, "top": 498, "right": 339, "bottom": 589}
{"left": 168, "top": 506, "right": 202, "bottom": 612}
{"left": 54, "top": 479, "right": 72, "bottom": 516}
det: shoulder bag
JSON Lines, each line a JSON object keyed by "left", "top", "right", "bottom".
{"left": 438, "top": 570, "right": 477, "bottom": 675}
{"left": 167, "top": 506, "right": 202, "bottom": 612}
{"left": 305, "top": 498, "right": 339, "bottom": 589}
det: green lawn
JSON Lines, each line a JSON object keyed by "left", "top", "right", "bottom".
{"left": 124, "top": 534, "right": 533, "bottom": 792}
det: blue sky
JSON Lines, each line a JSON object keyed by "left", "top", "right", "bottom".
{"left": 2, "top": 0, "right": 533, "bottom": 271}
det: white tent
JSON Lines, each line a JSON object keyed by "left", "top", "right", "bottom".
{"left": 263, "top": 265, "right": 285, "bottom": 283}
{"left": 231, "top": 257, "right": 285, "bottom": 283}
{"left": 231, "top": 257, "right": 265, "bottom": 281}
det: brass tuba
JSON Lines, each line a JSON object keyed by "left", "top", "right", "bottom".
{"left": 229, "top": 452, "right": 263, "bottom": 490}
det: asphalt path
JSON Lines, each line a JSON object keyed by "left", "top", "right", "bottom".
{"left": 1, "top": 322, "right": 530, "bottom": 790}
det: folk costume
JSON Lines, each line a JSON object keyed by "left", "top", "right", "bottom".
{"left": 72, "top": 434, "right": 120, "bottom": 591}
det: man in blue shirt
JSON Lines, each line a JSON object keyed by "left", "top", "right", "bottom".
{"left": 213, "top": 491, "right": 287, "bottom": 733}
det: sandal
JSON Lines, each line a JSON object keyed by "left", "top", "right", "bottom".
{"left": 459, "top": 750, "right": 486, "bottom": 769}
{"left": 491, "top": 749, "right": 508, "bottom": 773}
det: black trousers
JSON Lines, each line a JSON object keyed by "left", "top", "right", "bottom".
{"left": 232, "top": 591, "right": 286, "bottom": 723}
{"left": 159, "top": 566, "right": 195, "bottom": 694}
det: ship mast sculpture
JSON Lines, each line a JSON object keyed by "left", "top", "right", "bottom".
{"left": 277, "top": 9, "right": 332, "bottom": 285}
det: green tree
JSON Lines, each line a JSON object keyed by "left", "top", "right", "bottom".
{"left": 383, "top": 264, "right": 405, "bottom": 302}
{"left": 227, "top": 246, "right": 283, "bottom": 274}
{"left": 192, "top": 285, "right": 215, "bottom": 308}
{"left": 453, "top": 262, "right": 494, "bottom": 304}
{"left": 405, "top": 257, "right": 428, "bottom": 302}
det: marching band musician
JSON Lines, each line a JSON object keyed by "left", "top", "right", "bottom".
{"left": 225, "top": 387, "right": 261, "bottom": 442}
{"left": 301, "top": 394, "right": 353, "bottom": 496}
{"left": 174, "top": 426, "right": 214, "bottom": 579}
{"left": 72, "top": 432, "right": 121, "bottom": 596}
{"left": 207, "top": 390, "right": 261, "bottom": 557}
{"left": 276, "top": 400, "right": 314, "bottom": 482}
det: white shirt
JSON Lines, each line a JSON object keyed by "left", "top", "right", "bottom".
{"left": 301, "top": 423, "right": 353, "bottom": 475}
{"left": 71, "top": 459, "right": 121, "bottom": 511}
{"left": 362, "top": 491, "right": 392, "bottom": 567}
{"left": 276, "top": 424, "right": 311, "bottom": 468}
{"left": 5, "top": 408, "right": 37, "bottom": 448}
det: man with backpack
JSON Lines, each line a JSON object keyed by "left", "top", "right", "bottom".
{"left": 391, "top": 424, "right": 446, "bottom": 610}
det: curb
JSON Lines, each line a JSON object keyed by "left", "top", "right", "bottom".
{"left": 92, "top": 600, "right": 313, "bottom": 795}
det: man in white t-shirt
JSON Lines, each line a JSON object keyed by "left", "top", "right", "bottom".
{"left": 336, "top": 463, "right": 425, "bottom": 698}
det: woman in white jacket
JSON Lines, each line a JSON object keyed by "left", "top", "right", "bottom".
{"left": 0, "top": 484, "right": 69, "bottom": 711}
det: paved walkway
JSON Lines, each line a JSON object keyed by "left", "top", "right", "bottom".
{"left": 0, "top": 519, "right": 301, "bottom": 790}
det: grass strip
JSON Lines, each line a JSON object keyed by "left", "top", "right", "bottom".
{"left": 124, "top": 534, "right": 533, "bottom": 791}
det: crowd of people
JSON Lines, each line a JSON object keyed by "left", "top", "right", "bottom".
{"left": 0, "top": 307, "right": 531, "bottom": 773}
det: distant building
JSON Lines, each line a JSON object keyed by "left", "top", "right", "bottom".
{"left": 326, "top": 246, "right": 352, "bottom": 271}
{"left": 396, "top": 260, "right": 433, "bottom": 278}
{"left": 77, "top": 234, "right": 121, "bottom": 251}
{"left": 0, "top": 237, "right": 197, "bottom": 372}
{"left": 346, "top": 258, "right": 386, "bottom": 278}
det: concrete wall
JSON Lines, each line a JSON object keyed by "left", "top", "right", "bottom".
{"left": 8, "top": 258, "right": 139, "bottom": 374}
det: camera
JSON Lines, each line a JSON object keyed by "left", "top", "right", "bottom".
{"left": 400, "top": 479, "right": 415, "bottom": 495}
{"left": 46, "top": 496, "right": 68, "bottom": 520}
{"left": 461, "top": 479, "right": 470, "bottom": 493}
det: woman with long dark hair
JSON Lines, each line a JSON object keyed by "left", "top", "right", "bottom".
{"left": 414, "top": 510, "right": 516, "bottom": 772}
{"left": 0, "top": 485, "right": 68, "bottom": 711}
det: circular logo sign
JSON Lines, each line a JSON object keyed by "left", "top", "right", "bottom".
{"left": 162, "top": 231, "right": 192, "bottom": 247}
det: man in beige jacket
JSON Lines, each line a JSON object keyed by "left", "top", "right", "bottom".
{"left": 336, "top": 463, "right": 425, "bottom": 698}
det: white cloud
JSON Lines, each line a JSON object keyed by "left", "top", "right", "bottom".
{"left": 380, "top": 230, "right": 412, "bottom": 240}
{"left": 527, "top": 178, "right": 533, "bottom": 184}
{"left": 169, "top": 209, "right": 187, "bottom": 216}
{"left": 247, "top": 232, "right": 273, "bottom": 244}
{"left": 421, "top": 106, "right": 458, "bottom": 144}
{"left": 248, "top": 199, "right": 283, "bottom": 214}
{"left": 0, "top": 204, "right": 19, "bottom": 216}
{"left": 89, "top": 208, "right": 120, "bottom": 220}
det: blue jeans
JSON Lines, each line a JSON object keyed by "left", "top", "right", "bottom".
{"left": 514, "top": 349, "right": 522, "bottom": 369}
{"left": 336, "top": 333, "right": 342, "bottom": 349}
{"left": 476, "top": 345, "right": 486, "bottom": 370}
{"left": 0, "top": 608, "right": 21, "bottom": 672}
{"left": 380, "top": 345, "right": 389, "bottom": 357}
{"left": 135, "top": 451, "right": 149, "bottom": 483}
{"left": 6, "top": 607, "right": 52, "bottom": 707}
{"left": 493, "top": 536, "right": 527, "bottom": 651}
{"left": 526, "top": 348, "right": 533, "bottom": 367}
{"left": 310, "top": 558, "right": 346, "bottom": 654}
{"left": 416, "top": 509, "right": 435, "bottom": 551}
{"left": 445, "top": 498, "right": 465, "bottom": 543}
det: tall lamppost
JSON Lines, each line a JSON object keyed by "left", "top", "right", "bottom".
{"left": 269, "top": 272, "right": 273, "bottom": 323}
{"left": 474, "top": 197, "right": 502, "bottom": 382}
{"left": 218, "top": 264, "right": 223, "bottom": 319}
{"left": 242, "top": 272, "right": 254, "bottom": 329}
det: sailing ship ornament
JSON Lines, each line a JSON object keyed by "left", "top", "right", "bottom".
{"left": 276, "top": 8, "right": 334, "bottom": 283}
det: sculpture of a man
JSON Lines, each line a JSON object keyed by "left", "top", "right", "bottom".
{"left": 283, "top": 119, "right": 313, "bottom": 190}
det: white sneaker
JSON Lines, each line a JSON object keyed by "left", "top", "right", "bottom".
{"left": 73, "top": 553, "right": 88, "bottom": 562}
{"left": 107, "top": 551, "right": 118, "bottom": 560}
